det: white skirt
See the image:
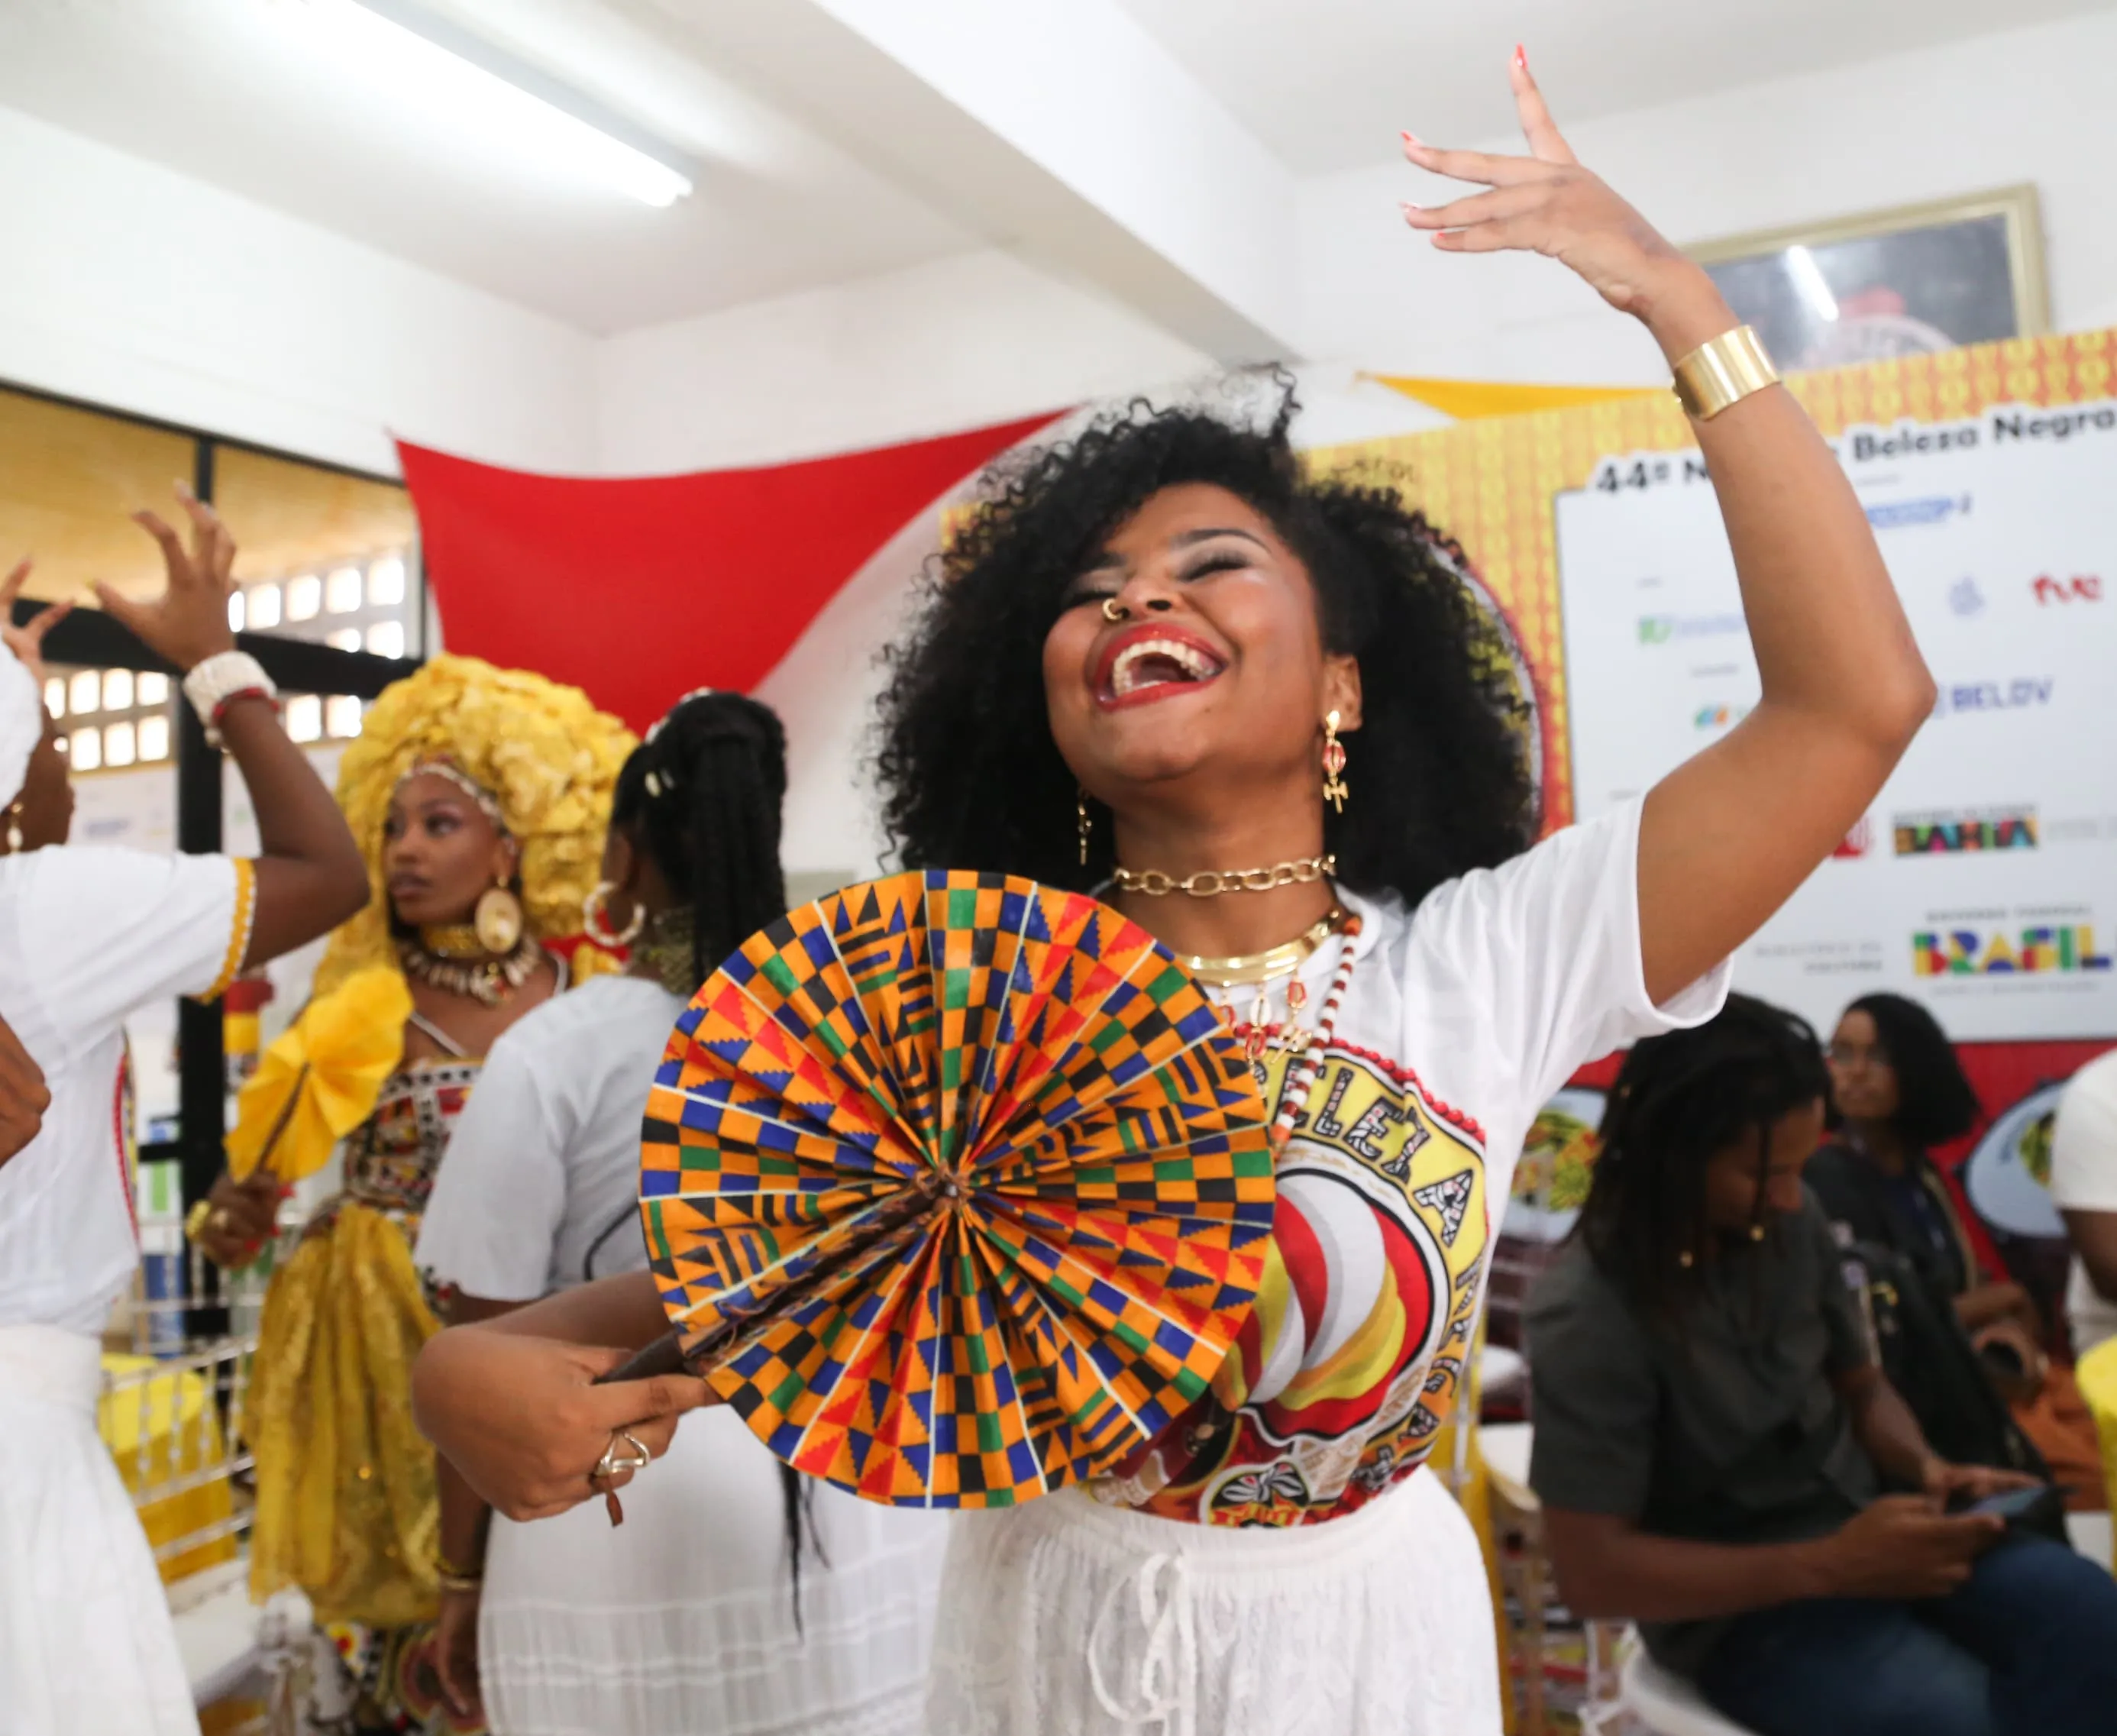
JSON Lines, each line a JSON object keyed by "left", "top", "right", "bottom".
{"left": 0, "top": 1324, "right": 200, "bottom": 1736}
{"left": 925, "top": 1466, "right": 1501, "bottom": 1736}
{"left": 479, "top": 1405, "right": 949, "bottom": 1736}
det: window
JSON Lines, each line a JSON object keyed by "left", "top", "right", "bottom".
{"left": 103, "top": 720, "right": 137, "bottom": 768}
{"left": 137, "top": 672, "right": 170, "bottom": 706}
{"left": 325, "top": 567, "right": 364, "bottom": 614}
{"left": 368, "top": 557, "right": 406, "bottom": 606}
{"left": 325, "top": 695, "right": 364, "bottom": 739}
{"left": 325, "top": 627, "right": 362, "bottom": 653}
{"left": 366, "top": 621, "right": 404, "bottom": 660}
{"left": 286, "top": 575, "right": 322, "bottom": 622}
{"left": 228, "top": 591, "right": 245, "bottom": 633}
{"left": 246, "top": 584, "right": 283, "bottom": 630}
{"left": 102, "top": 668, "right": 134, "bottom": 712}
{"left": 69, "top": 670, "right": 99, "bottom": 716}
{"left": 69, "top": 726, "right": 101, "bottom": 771}
{"left": 137, "top": 714, "right": 170, "bottom": 761}
{"left": 285, "top": 694, "right": 322, "bottom": 743}
{"left": 42, "top": 678, "right": 63, "bottom": 719}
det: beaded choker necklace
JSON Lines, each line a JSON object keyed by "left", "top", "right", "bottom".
{"left": 399, "top": 927, "right": 542, "bottom": 1007}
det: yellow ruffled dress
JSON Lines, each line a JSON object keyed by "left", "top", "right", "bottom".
{"left": 233, "top": 967, "right": 475, "bottom": 1634}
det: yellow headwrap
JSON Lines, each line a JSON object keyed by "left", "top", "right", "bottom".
{"left": 312, "top": 654, "right": 635, "bottom": 996}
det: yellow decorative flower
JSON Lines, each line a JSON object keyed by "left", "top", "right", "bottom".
{"left": 227, "top": 967, "right": 414, "bottom": 1182}
{"left": 313, "top": 655, "right": 635, "bottom": 995}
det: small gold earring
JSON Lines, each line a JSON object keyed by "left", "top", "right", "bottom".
{"left": 3, "top": 798, "right": 22, "bottom": 853}
{"left": 1101, "top": 596, "right": 1127, "bottom": 623}
{"left": 1077, "top": 790, "right": 1092, "bottom": 868}
{"left": 1678, "top": 1248, "right": 1695, "bottom": 1269}
{"left": 1748, "top": 1223, "right": 1766, "bottom": 1243}
{"left": 1321, "top": 710, "right": 1349, "bottom": 814}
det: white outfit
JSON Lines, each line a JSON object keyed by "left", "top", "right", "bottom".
{"left": 0, "top": 842, "right": 245, "bottom": 1736}
{"left": 926, "top": 797, "right": 1730, "bottom": 1735}
{"left": 2049, "top": 1047, "right": 2117, "bottom": 1357}
{"left": 416, "top": 974, "right": 951, "bottom": 1736}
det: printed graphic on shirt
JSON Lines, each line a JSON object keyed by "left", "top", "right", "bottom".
{"left": 1102, "top": 1042, "right": 1490, "bottom": 1526}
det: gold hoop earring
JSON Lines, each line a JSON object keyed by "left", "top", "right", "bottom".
{"left": 1748, "top": 1223, "right": 1766, "bottom": 1243}
{"left": 1321, "top": 710, "right": 1349, "bottom": 815}
{"left": 1101, "top": 596, "right": 1127, "bottom": 623}
{"left": 583, "top": 880, "right": 644, "bottom": 949}
{"left": 1077, "top": 790, "right": 1092, "bottom": 868}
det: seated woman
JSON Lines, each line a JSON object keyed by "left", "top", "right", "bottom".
{"left": 1527, "top": 995, "right": 2117, "bottom": 1736}
{"left": 413, "top": 690, "right": 947, "bottom": 1734}
{"left": 0, "top": 506, "right": 368, "bottom": 1734}
{"left": 1812, "top": 993, "right": 2035, "bottom": 1338}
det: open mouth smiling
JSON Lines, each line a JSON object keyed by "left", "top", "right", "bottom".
{"left": 1091, "top": 623, "right": 1229, "bottom": 709}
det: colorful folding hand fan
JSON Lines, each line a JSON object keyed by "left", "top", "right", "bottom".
{"left": 633, "top": 869, "right": 1273, "bottom": 1508}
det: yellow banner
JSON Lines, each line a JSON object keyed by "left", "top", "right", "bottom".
{"left": 1365, "top": 374, "right": 1660, "bottom": 420}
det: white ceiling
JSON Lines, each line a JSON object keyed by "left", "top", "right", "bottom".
{"left": 1119, "top": 0, "right": 2117, "bottom": 174}
{"left": 0, "top": 0, "right": 975, "bottom": 335}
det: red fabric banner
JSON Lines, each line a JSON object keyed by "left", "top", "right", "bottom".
{"left": 397, "top": 411, "right": 1062, "bottom": 732}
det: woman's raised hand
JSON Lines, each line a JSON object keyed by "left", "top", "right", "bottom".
{"left": 1400, "top": 49, "right": 1718, "bottom": 341}
{"left": 0, "top": 559, "right": 72, "bottom": 689}
{"left": 99, "top": 483, "right": 239, "bottom": 674}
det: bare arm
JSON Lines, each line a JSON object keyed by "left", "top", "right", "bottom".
{"left": 1833, "top": 1363, "right": 1936, "bottom": 1490}
{"left": 2064, "top": 1208, "right": 2117, "bottom": 1307}
{"left": 93, "top": 489, "right": 367, "bottom": 964}
{"left": 1542, "top": 1507, "right": 1834, "bottom": 1623}
{"left": 473, "top": 1269, "right": 670, "bottom": 1350}
{"left": 1403, "top": 58, "right": 1932, "bottom": 1006}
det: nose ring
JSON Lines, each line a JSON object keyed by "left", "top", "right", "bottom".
{"left": 1101, "top": 596, "right": 1127, "bottom": 622}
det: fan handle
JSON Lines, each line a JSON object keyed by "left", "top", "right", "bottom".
{"left": 597, "top": 1330, "right": 689, "bottom": 1384}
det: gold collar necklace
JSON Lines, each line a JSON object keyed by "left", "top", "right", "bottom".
{"left": 1178, "top": 907, "right": 1346, "bottom": 988}
{"left": 400, "top": 927, "right": 542, "bottom": 1007}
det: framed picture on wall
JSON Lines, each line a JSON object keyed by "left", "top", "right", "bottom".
{"left": 1688, "top": 185, "right": 2048, "bottom": 372}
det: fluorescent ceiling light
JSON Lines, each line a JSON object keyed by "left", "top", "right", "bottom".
{"left": 1785, "top": 244, "right": 1839, "bottom": 324}
{"left": 309, "top": 0, "right": 697, "bottom": 207}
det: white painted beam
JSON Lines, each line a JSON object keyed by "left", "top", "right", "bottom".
{"left": 637, "top": 0, "right": 1302, "bottom": 364}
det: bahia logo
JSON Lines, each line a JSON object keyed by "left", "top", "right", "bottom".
{"left": 1932, "top": 677, "right": 2053, "bottom": 717}
{"left": 1639, "top": 613, "right": 1746, "bottom": 645}
{"left": 1694, "top": 702, "right": 1752, "bottom": 730}
{"left": 1893, "top": 810, "right": 2038, "bottom": 855}
{"left": 1914, "top": 924, "right": 2111, "bottom": 978}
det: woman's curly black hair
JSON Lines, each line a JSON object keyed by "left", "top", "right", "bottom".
{"left": 874, "top": 381, "right": 1539, "bottom": 905}
{"left": 1835, "top": 991, "right": 1983, "bottom": 1150}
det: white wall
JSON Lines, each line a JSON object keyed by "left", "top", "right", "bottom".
{"left": 0, "top": 105, "right": 595, "bottom": 477}
{"left": 1300, "top": 8, "right": 2117, "bottom": 384}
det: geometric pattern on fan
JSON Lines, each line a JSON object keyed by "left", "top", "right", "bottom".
{"left": 638, "top": 870, "right": 1272, "bottom": 1508}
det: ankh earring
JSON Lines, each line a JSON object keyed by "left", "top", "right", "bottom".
{"left": 1077, "top": 789, "right": 1092, "bottom": 868}
{"left": 1320, "top": 710, "right": 1349, "bottom": 814}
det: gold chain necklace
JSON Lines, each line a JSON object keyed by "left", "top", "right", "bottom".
{"left": 1178, "top": 908, "right": 1345, "bottom": 987}
{"left": 1113, "top": 854, "right": 1335, "bottom": 898}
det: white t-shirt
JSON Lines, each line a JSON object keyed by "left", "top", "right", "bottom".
{"left": 1113, "top": 794, "right": 1732, "bottom": 1524}
{"left": 0, "top": 846, "right": 244, "bottom": 1334}
{"left": 416, "top": 975, "right": 685, "bottom": 1301}
{"left": 2048, "top": 1047, "right": 2117, "bottom": 1357}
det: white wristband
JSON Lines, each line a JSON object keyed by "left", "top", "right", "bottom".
{"left": 181, "top": 651, "right": 278, "bottom": 750}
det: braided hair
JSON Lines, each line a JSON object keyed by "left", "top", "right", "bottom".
{"left": 609, "top": 691, "right": 818, "bottom": 1605}
{"left": 1576, "top": 994, "right": 1831, "bottom": 1323}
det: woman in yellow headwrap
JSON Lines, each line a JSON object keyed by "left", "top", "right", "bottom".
{"left": 192, "top": 655, "right": 632, "bottom": 1734}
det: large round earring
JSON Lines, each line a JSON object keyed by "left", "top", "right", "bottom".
{"left": 582, "top": 880, "right": 644, "bottom": 949}
{"left": 1077, "top": 789, "right": 1092, "bottom": 868}
{"left": 475, "top": 880, "right": 525, "bottom": 953}
{"left": 1321, "top": 710, "right": 1349, "bottom": 815}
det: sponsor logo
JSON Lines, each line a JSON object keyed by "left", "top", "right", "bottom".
{"left": 1893, "top": 809, "right": 2038, "bottom": 855}
{"left": 1865, "top": 495, "right": 1971, "bottom": 530}
{"left": 2032, "top": 574, "right": 2102, "bottom": 605}
{"left": 1912, "top": 924, "right": 2112, "bottom": 978}
{"left": 1694, "top": 701, "right": 1752, "bottom": 730}
{"left": 1932, "top": 677, "right": 2053, "bottom": 716}
{"left": 1833, "top": 817, "right": 1874, "bottom": 859}
{"left": 1948, "top": 577, "right": 1986, "bottom": 617}
{"left": 1639, "top": 613, "right": 1746, "bottom": 645}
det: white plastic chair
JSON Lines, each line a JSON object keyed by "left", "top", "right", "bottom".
{"left": 1621, "top": 1639, "right": 1765, "bottom": 1736}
